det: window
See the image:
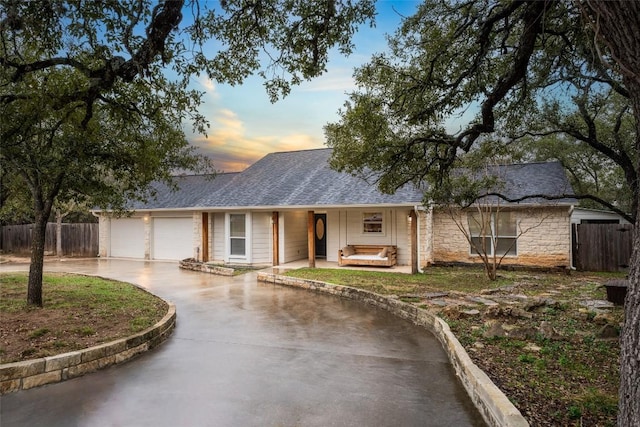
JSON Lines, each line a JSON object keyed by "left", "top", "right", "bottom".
{"left": 468, "top": 211, "right": 517, "bottom": 256}
{"left": 362, "top": 212, "right": 383, "bottom": 234}
{"left": 229, "top": 214, "right": 246, "bottom": 256}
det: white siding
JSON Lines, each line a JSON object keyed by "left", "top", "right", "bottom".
{"left": 330, "top": 208, "right": 413, "bottom": 265}
{"left": 396, "top": 211, "right": 410, "bottom": 266}
{"left": 571, "top": 208, "right": 629, "bottom": 224}
{"left": 212, "top": 212, "right": 225, "bottom": 262}
{"left": 251, "top": 211, "right": 271, "bottom": 265}
{"left": 282, "top": 211, "right": 308, "bottom": 263}
{"left": 326, "top": 210, "right": 341, "bottom": 262}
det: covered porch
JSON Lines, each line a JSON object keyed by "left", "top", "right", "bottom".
{"left": 270, "top": 208, "right": 422, "bottom": 273}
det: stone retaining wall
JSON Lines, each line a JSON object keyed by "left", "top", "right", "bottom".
{"left": 257, "top": 272, "right": 529, "bottom": 427}
{"left": 0, "top": 303, "right": 176, "bottom": 395}
{"left": 179, "top": 258, "right": 234, "bottom": 276}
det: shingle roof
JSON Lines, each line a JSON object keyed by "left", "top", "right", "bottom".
{"left": 197, "top": 148, "right": 424, "bottom": 208}
{"left": 126, "top": 172, "right": 239, "bottom": 210}
{"left": 121, "top": 149, "right": 575, "bottom": 210}
{"left": 478, "top": 162, "right": 576, "bottom": 205}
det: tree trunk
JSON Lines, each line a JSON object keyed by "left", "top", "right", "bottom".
{"left": 579, "top": 2, "right": 640, "bottom": 423}
{"left": 619, "top": 78, "right": 640, "bottom": 427}
{"left": 27, "top": 210, "right": 47, "bottom": 306}
{"left": 56, "top": 209, "right": 63, "bottom": 258}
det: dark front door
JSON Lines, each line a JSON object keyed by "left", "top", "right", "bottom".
{"left": 314, "top": 214, "right": 327, "bottom": 258}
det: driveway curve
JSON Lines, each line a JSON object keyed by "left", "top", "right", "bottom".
{"left": 0, "top": 259, "right": 484, "bottom": 427}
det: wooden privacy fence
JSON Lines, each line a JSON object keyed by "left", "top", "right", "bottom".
{"left": 1, "top": 223, "right": 98, "bottom": 257}
{"left": 572, "top": 223, "right": 633, "bottom": 272}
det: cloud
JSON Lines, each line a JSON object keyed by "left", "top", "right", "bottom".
{"left": 194, "top": 76, "right": 220, "bottom": 101}
{"left": 190, "top": 109, "right": 324, "bottom": 172}
{"left": 299, "top": 68, "right": 356, "bottom": 93}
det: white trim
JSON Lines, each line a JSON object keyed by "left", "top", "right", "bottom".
{"left": 225, "top": 212, "right": 252, "bottom": 263}
{"left": 92, "top": 203, "right": 422, "bottom": 215}
{"left": 361, "top": 211, "right": 386, "bottom": 236}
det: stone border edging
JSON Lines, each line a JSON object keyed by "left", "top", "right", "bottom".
{"left": 0, "top": 302, "right": 176, "bottom": 395}
{"left": 179, "top": 258, "right": 234, "bottom": 276}
{"left": 257, "top": 271, "right": 529, "bottom": 427}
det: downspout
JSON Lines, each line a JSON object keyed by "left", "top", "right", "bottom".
{"left": 568, "top": 205, "right": 576, "bottom": 270}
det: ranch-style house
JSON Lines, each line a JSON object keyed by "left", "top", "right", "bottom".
{"left": 94, "top": 148, "right": 576, "bottom": 271}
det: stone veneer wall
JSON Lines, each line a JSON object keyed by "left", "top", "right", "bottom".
{"left": 418, "top": 208, "right": 433, "bottom": 268}
{"left": 0, "top": 303, "right": 176, "bottom": 395}
{"left": 431, "top": 206, "right": 572, "bottom": 268}
{"left": 98, "top": 215, "right": 110, "bottom": 258}
{"left": 193, "top": 211, "right": 202, "bottom": 261}
{"left": 257, "top": 272, "right": 529, "bottom": 427}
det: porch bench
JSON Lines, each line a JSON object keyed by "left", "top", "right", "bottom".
{"left": 338, "top": 245, "right": 397, "bottom": 267}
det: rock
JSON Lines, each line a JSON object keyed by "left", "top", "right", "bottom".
{"left": 580, "top": 299, "right": 614, "bottom": 309}
{"left": 483, "top": 321, "right": 506, "bottom": 338}
{"left": 480, "top": 285, "right": 515, "bottom": 295}
{"left": 399, "top": 294, "right": 422, "bottom": 299}
{"left": 483, "top": 305, "right": 533, "bottom": 320}
{"left": 523, "top": 343, "right": 542, "bottom": 352}
{"left": 466, "top": 296, "right": 499, "bottom": 306}
{"left": 508, "top": 326, "right": 538, "bottom": 340}
{"left": 539, "top": 321, "right": 561, "bottom": 340}
{"left": 597, "top": 324, "right": 619, "bottom": 339}
{"left": 473, "top": 341, "right": 485, "bottom": 349}
{"left": 524, "top": 297, "right": 559, "bottom": 312}
{"left": 460, "top": 309, "right": 480, "bottom": 317}
{"left": 506, "top": 294, "right": 529, "bottom": 302}
{"left": 423, "top": 292, "right": 449, "bottom": 299}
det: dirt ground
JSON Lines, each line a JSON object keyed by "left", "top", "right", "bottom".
{"left": 0, "top": 256, "right": 167, "bottom": 364}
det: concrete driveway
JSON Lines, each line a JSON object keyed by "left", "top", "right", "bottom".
{"left": 0, "top": 259, "right": 484, "bottom": 427}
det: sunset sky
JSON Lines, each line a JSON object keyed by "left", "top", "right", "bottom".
{"left": 186, "top": 1, "right": 421, "bottom": 172}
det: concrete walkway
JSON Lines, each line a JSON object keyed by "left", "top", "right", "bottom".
{"left": 0, "top": 259, "right": 484, "bottom": 427}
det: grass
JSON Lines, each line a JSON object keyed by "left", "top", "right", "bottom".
{"left": 285, "top": 265, "right": 625, "bottom": 427}
{"left": 0, "top": 272, "right": 168, "bottom": 363}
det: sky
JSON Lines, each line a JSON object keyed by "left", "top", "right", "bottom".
{"left": 185, "top": 1, "right": 421, "bottom": 172}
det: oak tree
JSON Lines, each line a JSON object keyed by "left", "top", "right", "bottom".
{"left": 1, "top": 0, "right": 375, "bottom": 306}
{"left": 325, "top": 0, "right": 640, "bottom": 423}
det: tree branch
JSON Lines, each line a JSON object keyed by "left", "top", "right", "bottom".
{"left": 484, "top": 191, "right": 634, "bottom": 223}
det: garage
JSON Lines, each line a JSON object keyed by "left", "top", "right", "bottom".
{"left": 152, "top": 217, "right": 194, "bottom": 260}
{"left": 110, "top": 218, "right": 145, "bottom": 258}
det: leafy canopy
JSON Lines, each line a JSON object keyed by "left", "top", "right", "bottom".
{"left": 1, "top": 0, "right": 375, "bottom": 213}
{"left": 326, "top": 0, "right": 635, "bottom": 220}
{"left": 0, "top": 0, "right": 375, "bottom": 306}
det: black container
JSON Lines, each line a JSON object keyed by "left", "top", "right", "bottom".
{"left": 604, "top": 279, "right": 628, "bottom": 305}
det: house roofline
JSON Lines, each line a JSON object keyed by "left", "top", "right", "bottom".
{"left": 92, "top": 203, "right": 424, "bottom": 214}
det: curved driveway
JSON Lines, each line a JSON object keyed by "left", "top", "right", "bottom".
{"left": 1, "top": 260, "right": 484, "bottom": 427}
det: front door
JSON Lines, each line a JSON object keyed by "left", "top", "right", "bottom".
{"left": 314, "top": 214, "right": 327, "bottom": 258}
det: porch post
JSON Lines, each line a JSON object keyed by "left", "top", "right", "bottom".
{"left": 410, "top": 210, "right": 418, "bottom": 274}
{"left": 308, "top": 210, "right": 315, "bottom": 268}
{"left": 201, "top": 212, "right": 209, "bottom": 262}
{"left": 272, "top": 212, "right": 279, "bottom": 266}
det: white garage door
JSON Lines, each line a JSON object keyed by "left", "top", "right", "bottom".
{"left": 152, "top": 217, "right": 193, "bottom": 260}
{"left": 110, "top": 218, "right": 145, "bottom": 258}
